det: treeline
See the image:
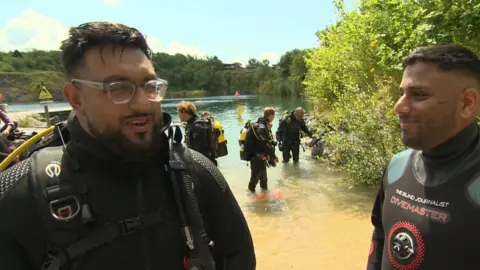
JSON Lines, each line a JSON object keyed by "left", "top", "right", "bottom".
{"left": 304, "top": 0, "right": 480, "bottom": 187}
{"left": 0, "top": 48, "right": 310, "bottom": 102}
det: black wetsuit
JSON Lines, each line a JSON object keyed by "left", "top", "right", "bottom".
{"left": 0, "top": 135, "right": 14, "bottom": 167}
{"left": 0, "top": 113, "right": 255, "bottom": 270}
{"left": 367, "top": 121, "right": 480, "bottom": 270}
{"left": 185, "top": 114, "right": 217, "bottom": 166}
{"left": 248, "top": 117, "right": 276, "bottom": 192}
{"left": 276, "top": 112, "right": 312, "bottom": 163}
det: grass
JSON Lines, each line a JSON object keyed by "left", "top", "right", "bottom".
{"left": 16, "top": 114, "right": 46, "bottom": 128}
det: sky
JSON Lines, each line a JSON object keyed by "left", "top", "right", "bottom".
{"left": 0, "top": 0, "right": 340, "bottom": 66}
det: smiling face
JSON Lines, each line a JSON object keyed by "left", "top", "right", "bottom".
{"left": 395, "top": 62, "right": 479, "bottom": 150}
{"left": 63, "top": 45, "right": 164, "bottom": 156}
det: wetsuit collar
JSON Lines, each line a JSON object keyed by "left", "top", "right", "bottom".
{"left": 187, "top": 114, "right": 199, "bottom": 124}
{"left": 66, "top": 112, "right": 172, "bottom": 165}
{"left": 257, "top": 117, "right": 267, "bottom": 124}
{"left": 422, "top": 121, "right": 479, "bottom": 161}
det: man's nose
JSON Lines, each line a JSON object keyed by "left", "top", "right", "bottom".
{"left": 129, "top": 87, "right": 152, "bottom": 109}
{"left": 394, "top": 94, "right": 411, "bottom": 115}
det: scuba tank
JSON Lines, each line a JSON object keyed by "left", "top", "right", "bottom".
{"left": 239, "top": 128, "right": 248, "bottom": 160}
{"left": 239, "top": 122, "right": 249, "bottom": 160}
{"left": 239, "top": 120, "right": 260, "bottom": 161}
{"left": 213, "top": 119, "right": 228, "bottom": 157}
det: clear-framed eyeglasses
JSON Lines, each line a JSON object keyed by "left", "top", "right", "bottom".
{"left": 71, "top": 78, "right": 168, "bottom": 104}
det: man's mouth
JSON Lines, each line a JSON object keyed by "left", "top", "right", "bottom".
{"left": 130, "top": 119, "right": 148, "bottom": 125}
{"left": 126, "top": 117, "right": 153, "bottom": 133}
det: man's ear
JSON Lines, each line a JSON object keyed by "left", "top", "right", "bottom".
{"left": 460, "top": 88, "right": 479, "bottom": 120}
{"left": 63, "top": 83, "right": 82, "bottom": 111}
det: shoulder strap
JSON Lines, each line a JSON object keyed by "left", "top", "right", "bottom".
{"left": 29, "top": 146, "right": 87, "bottom": 270}
{"left": 167, "top": 125, "right": 215, "bottom": 270}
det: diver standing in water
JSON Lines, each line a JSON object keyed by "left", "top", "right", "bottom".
{"left": 242, "top": 107, "right": 278, "bottom": 193}
{"left": 177, "top": 101, "right": 219, "bottom": 166}
{"left": 367, "top": 44, "right": 480, "bottom": 270}
{"left": 276, "top": 107, "right": 313, "bottom": 163}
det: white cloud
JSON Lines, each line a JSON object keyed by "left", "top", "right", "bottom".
{"left": 0, "top": 9, "right": 68, "bottom": 51}
{"left": 0, "top": 9, "right": 280, "bottom": 65}
{"left": 146, "top": 37, "right": 208, "bottom": 58}
{"left": 0, "top": 8, "right": 208, "bottom": 59}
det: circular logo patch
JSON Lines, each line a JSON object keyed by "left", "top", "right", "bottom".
{"left": 388, "top": 221, "right": 425, "bottom": 270}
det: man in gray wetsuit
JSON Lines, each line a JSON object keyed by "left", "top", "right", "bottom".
{"left": 367, "top": 44, "right": 480, "bottom": 270}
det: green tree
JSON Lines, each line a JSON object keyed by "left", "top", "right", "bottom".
{"left": 304, "top": 0, "right": 480, "bottom": 187}
{"left": 0, "top": 47, "right": 309, "bottom": 101}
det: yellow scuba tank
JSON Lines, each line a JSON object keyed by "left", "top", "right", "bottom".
{"left": 213, "top": 120, "right": 228, "bottom": 157}
{"left": 239, "top": 124, "right": 249, "bottom": 160}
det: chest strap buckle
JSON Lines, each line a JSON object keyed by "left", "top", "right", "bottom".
{"left": 119, "top": 216, "right": 143, "bottom": 236}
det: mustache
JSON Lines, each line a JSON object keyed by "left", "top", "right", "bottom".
{"left": 398, "top": 115, "right": 419, "bottom": 123}
{"left": 121, "top": 112, "right": 154, "bottom": 121}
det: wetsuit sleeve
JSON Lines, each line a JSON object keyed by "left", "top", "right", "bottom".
{"left": 191, "top": 152, "right": 256, "bottom": 270}
{"left": 0, "top": 110, "right": 15, "bottom": 128}
{"left": 300, "top": 120, "right": 313, "bottom": 137}
{"left": 0, "top": 159, "right": 47, "bottom": 270}
{"left": 189, "top": 123, "right": 212, "bottom": 158}
{"left": 367, "top": 168, "right": 386, "bottom": 270}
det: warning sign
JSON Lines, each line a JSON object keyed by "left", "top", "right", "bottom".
{"left": 38, "top": 84, "right": 53, "bottom": 100}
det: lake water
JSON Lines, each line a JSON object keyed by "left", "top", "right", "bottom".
{"left": 8, "top": 95, "right": 376, "bottom": 269}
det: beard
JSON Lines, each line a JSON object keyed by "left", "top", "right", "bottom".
{"left": 86, "top": 115, "right": 165, "bottom": 162}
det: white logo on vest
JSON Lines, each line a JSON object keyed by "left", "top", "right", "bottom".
{"left": 45, "top": 162, "right": 61, "bottom": 178}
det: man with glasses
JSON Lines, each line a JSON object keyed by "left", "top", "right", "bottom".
{"left": 0, "top": 21, "right": 255, "bottom": 270}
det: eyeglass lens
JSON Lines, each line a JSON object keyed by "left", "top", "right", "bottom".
{"left": 108, "top": 80, "right": 166, "bottom": 104}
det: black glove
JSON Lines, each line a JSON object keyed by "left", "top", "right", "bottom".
{"left": 278, "top": 141, "right": 283, "bottom": 152}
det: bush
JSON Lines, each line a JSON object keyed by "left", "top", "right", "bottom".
{"left": 321, "top": 78, "right": 406, "bottom": 186}
{"left": 304, "top": 0, "right": 480, "bottom": 187}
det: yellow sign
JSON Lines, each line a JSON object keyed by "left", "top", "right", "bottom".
{"left": 38, "top": 85, "right": 53, "bottom": 100}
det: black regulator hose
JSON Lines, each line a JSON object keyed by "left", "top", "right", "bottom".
{"left": 168, "top": 125, "right": 215, "bottom": 270}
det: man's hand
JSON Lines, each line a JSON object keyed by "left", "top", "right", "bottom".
{"left": 1, "top": 126, "right": 11, "bottom": 136}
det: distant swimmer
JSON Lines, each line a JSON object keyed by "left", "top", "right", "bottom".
{"left": 237, "top": 103, "right": 245, "bottom": 119}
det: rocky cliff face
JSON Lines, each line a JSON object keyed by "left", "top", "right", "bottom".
{"left": 0, "top": 72, "right": 65, "bottom": 103}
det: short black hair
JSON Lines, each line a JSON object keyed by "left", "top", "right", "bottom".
{"left": 402, "top": 44, "right": 480, "bottom": 81}
{"left": 60, "top": 21, "right": 153, "bottom": 79}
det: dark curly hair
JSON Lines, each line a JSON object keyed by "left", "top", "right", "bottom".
{"left": 60, "top": 21, "right": 152, "bottom": 79}
{"left": 403, "top": 44, "right": 480, "bottom": 82}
